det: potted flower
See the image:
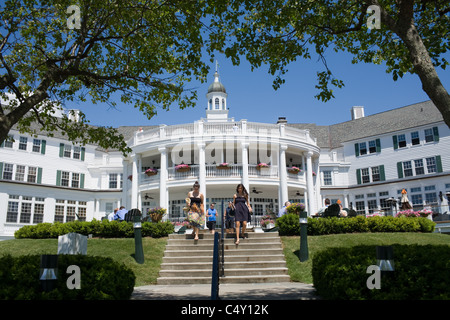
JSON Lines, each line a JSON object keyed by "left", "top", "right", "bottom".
{"left": 172, "top": 221, "right": 189, "bottom": 233}
{"left": 287, "top": 166, "right": 301, "bottom": 174}
{"left": 286, "top": 202, "right": 306, "bottom": 215}
{"left": 148, "top": 207, "right": 167, "bottom": 222}
{"left": 418, "top": 209, "right": 433, "bottom": 220}
{"left": 395, "top": 209, "right": 420, "bottom": 218}
{"left": 217, "top": 162, "right": 231, "bottom": 169}
{"left": 145, "top": 168, "right": 158, "bottom": 176}
{"left": 256, "top": 163, "right": 270, "bottom": 170}
{"left": 175, "top": 163, "right": 190, "bottom": 172}
{"left": 260, "top": 215, "right": 275, "bottom": 230}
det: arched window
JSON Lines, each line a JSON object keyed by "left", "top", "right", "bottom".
{"left": 209, "top": 99, "right": 212, "bottom": 109}
{"left": 215, "top": 98, "right": 220, "bottom": 109}
{"left": 222, "top": 99, "right": 225, "bottom": 109}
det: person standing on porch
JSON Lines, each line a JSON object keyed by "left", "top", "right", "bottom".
{"left": 186, "top": 181, "right": 205, "bottom": 241}
{"left": 233, "top": 184, "right": 252, "bottom": 245}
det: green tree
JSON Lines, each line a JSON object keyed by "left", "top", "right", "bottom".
{"left": 0, "top": 0, "right": 213, "bottom": 155}
{"left": 210, "top": 0, "right": 450, "bottom": 127}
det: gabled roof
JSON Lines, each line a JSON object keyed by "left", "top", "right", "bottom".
{"left": 288, "top": 100, "right": 444, "bottom": 149}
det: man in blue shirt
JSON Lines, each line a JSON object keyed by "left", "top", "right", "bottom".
{"left": 206, "top": 203, "right": 217, "bottom": 234}
{"left": 115, "top": 206, "right": 128, "bottom": 221}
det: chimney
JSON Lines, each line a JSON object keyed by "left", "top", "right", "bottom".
{"left": 68, "top": 109, "right": 81, "bottom": 122}
{"left": 351, "top": 106, "right": 365, "bottom": 120}
{"left": 277, "top": 116, "right": 287, "bottom": 124}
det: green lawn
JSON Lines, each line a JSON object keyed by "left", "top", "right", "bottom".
{"left": 281, "top": 232, "right": 450, "bottom": 284}
{"left": 0, "top": 232, "right": 448, "bottom": 287}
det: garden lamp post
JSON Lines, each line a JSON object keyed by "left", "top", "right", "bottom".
{"left": 133, "top": 215, "right": 144, "bottom": 264}
{"left": 299, "top": 211, "right": 309, "bottom": 262}
{"left": 40, "top": 254, "right": 58, "bottom": 292}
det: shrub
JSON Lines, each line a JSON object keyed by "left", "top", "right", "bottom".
{"left": 312, "top": 244, "right": 450, "bottom": 300}
{"left": 15, "top": 219, "right": 174, "bottom": 239}
{"left": 0, "top": 254, "right": 135, "bottom": 300}
{"left": 275, "top": 214, "right": 435, "bottom": 236}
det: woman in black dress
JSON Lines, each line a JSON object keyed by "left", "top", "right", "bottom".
{"left": 233, "top": 184, "right": 252, "bottom": 245}
{"left": 186, "top": 181, "right": 205, "bottom": 240}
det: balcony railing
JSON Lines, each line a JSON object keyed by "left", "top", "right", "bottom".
{"left": 139, "top": 165, "right": 306, "bottom": 184}
{"left": 133, "top": 120, "right": 317, "bottom": 146}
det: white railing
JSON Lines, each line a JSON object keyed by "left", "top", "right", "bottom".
{"left": 134, "top": 120, "right": 317, "bottom": 145}
{"left": 138, "top": 165, "right": 307, "bottom": 185}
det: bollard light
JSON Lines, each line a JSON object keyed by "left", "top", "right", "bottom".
{"left": 40, "top": 255, "right": 58, "bottom": 292}
{"left": 133, "top": 214, "right": 144, "bottom": 264}
{"left": 299, "top": 211, "right": 309, "bottom": 262}
{"left": 376, "top": 246, "right": 395, "bottom": 272}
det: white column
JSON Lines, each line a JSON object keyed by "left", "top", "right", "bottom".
{"left": 158, "top": 147, "right": 168, "bottom": 211}
{"left": 131, "top": 154, "right": 139, "bottom": 209}
{"left": 306, "top": 151, "right": 316, "bottom": 216}
{"left": 121, "top": 160, "right": 129, "bottom": 209}
{"left": 241, "top": 141, "right": 249, "bottom": 192}
{"left": 314, "top": 158, "right": 321, "bottom": 212}
{"left": 198, "top": 142, "right": 206, "bottom": 203}
{"left": 279, "top": 144, "right": 288, "bottom": 206}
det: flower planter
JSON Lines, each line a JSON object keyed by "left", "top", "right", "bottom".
{"left": 145, "top": 171, "right": 157, "bottom": 176}
{"left": 176, "top": 167, "right": 190, "bottom": 173}
{"left": 288, "top": 169, "right": 299, "bottom": 174}
{"left": 217, "top": 166, "right": 231, "bottom": 170}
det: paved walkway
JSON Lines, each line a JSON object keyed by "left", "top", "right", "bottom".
{"left": 131, "top": 282, "right": 319, "bottom": 300}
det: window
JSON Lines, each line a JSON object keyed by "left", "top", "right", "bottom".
{"left": 367, "top": 199, "right": 378, "bottom": 213}
{"left": 361, "top": 168, "right": 370, "bottom": 183}
{"left": 20, "top": 202, "right": 32, "bottom": 223}
{"left": 359, "top": 142, "right": 367, "bottom": 155}
{"left": 19, "top": 136, "right": 27, "bottom": 150}
{"left": 355, "top": 201, "right": 365, "bottom": 215}
{"left": 411, "top": 194, "right": 423, "bottom": 209}
{"left": 109, "top": 174, "right": 118, "bottom": 189}
{"left": 411, "top": 131, "right": 420, "bottom": 145}
{"left": 71, "top": 173, "right": 80, "bottom": 188}
{"left": 323, "top": 171, "right": 332, "bottom": 186}
{"left": 371, "top": 166, "right": 380, "bottom": 182}
{"left": 73, "top": 146, "right": 81, "bottom": 160}
{"left": 3, "top": 135, "right": 14, "bottom": 148}
{"left": 15, "top": 165, "right": 25, "bottom": 181}
{"left": 215, "top": 98, "right": 220, "bottom": 109}
{"left": 368, "top": 140, "right": 377, "bottom": 153}
{"left": 403, "top": 161, "right": 413, "bottom": 177}
{"left": 3, "top": 163, "right": 13, "bottom": 180}
{"left": 27, "top": 167, "right": 37, "bottom": 183}
{"left": 425, "top": 192, "right": 437, "bottom": 205}
{"left": 61, "top": 171, "right": 70, "bottom": 187}
{"left": 64, "top": 144, "right": 72, "bottom": 158}
{"left": 6, "top": 198, "right": 19, "bottom": 223}
{"left": 32, "top": 139, "right": 41, "bottom": 153}
{"left": 414, "top": 159, "right": 424, "bottom": 175}
{"left": 426, "top": 157, "right": 437, "bottom": 173}
{"left": 424, "top": 128, "right": 434, "bottom": 142}
{"left": 398, "top": 134, "right": 406, "bottom": 148}
{"left": 33, "top": 199, "right": 45, "bottom": 224}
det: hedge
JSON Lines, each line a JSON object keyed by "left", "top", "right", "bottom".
{"left": 276, "top": 214, "right": 435, "bottom": 236}
{"left": 14, "top": 219, "right": 174, "bottom": 239}
{"left": 312, "top": 244, "right": 450, "bottom": 300}
{"left": 0, "top": 254, "right": 135, "bottom": 300}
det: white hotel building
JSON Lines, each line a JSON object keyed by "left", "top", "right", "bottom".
{"left": 1, "top": 71, "right": 449, "bottom": 236}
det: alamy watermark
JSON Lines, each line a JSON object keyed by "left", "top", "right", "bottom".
{"left": 367, "top": 5, "right": 381, "bottom": 30}
{"left": 67, "top": 5, "right": 81, "bottom": 30}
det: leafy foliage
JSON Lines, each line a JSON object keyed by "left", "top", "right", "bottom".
{"left": 14, "top": 219, "right": 174, "bottom": 239}
{"left": 0, "top": 254, "right": 135, "bottom": 299}
{"left": 312, "top": 244, "right": 450, "bottom": 300}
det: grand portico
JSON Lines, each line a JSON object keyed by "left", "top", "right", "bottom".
{"left": 122, "top": 70, "right": 321, "bottom": 223}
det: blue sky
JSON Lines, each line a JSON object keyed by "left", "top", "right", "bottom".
{"left": 75, "top": 51, "right": 450, "bottom": 128}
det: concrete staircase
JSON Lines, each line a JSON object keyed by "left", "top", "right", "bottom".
{"left": 157, "top": 230, "right": 291, "bottom": 285}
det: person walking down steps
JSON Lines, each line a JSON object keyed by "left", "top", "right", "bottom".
{"left": 233, "top": 184, "right": 252, "bottom": 245}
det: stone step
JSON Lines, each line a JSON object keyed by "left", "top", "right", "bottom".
{"left": 166, "top": 237, "right": 281, "bottom": 245}
{"left": 164, "top": 242, "right": 282, "bottom": 251}
{"left": 163, "top": 248, "right": 283, "bottom": 257}
{"left": 169, "top": 232, "right": 278, "bottom": 240}
{"left": 162, "top": 254, "right": 285, "bottom": 264}
{"left": 157, "top": 274, "right": 291, "bottom": 285}
{"left": 159, "top": 267, "right": 289, "bottom": 278}
{"left": 160, "top": 261, "right": 287, "bottom": 271}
